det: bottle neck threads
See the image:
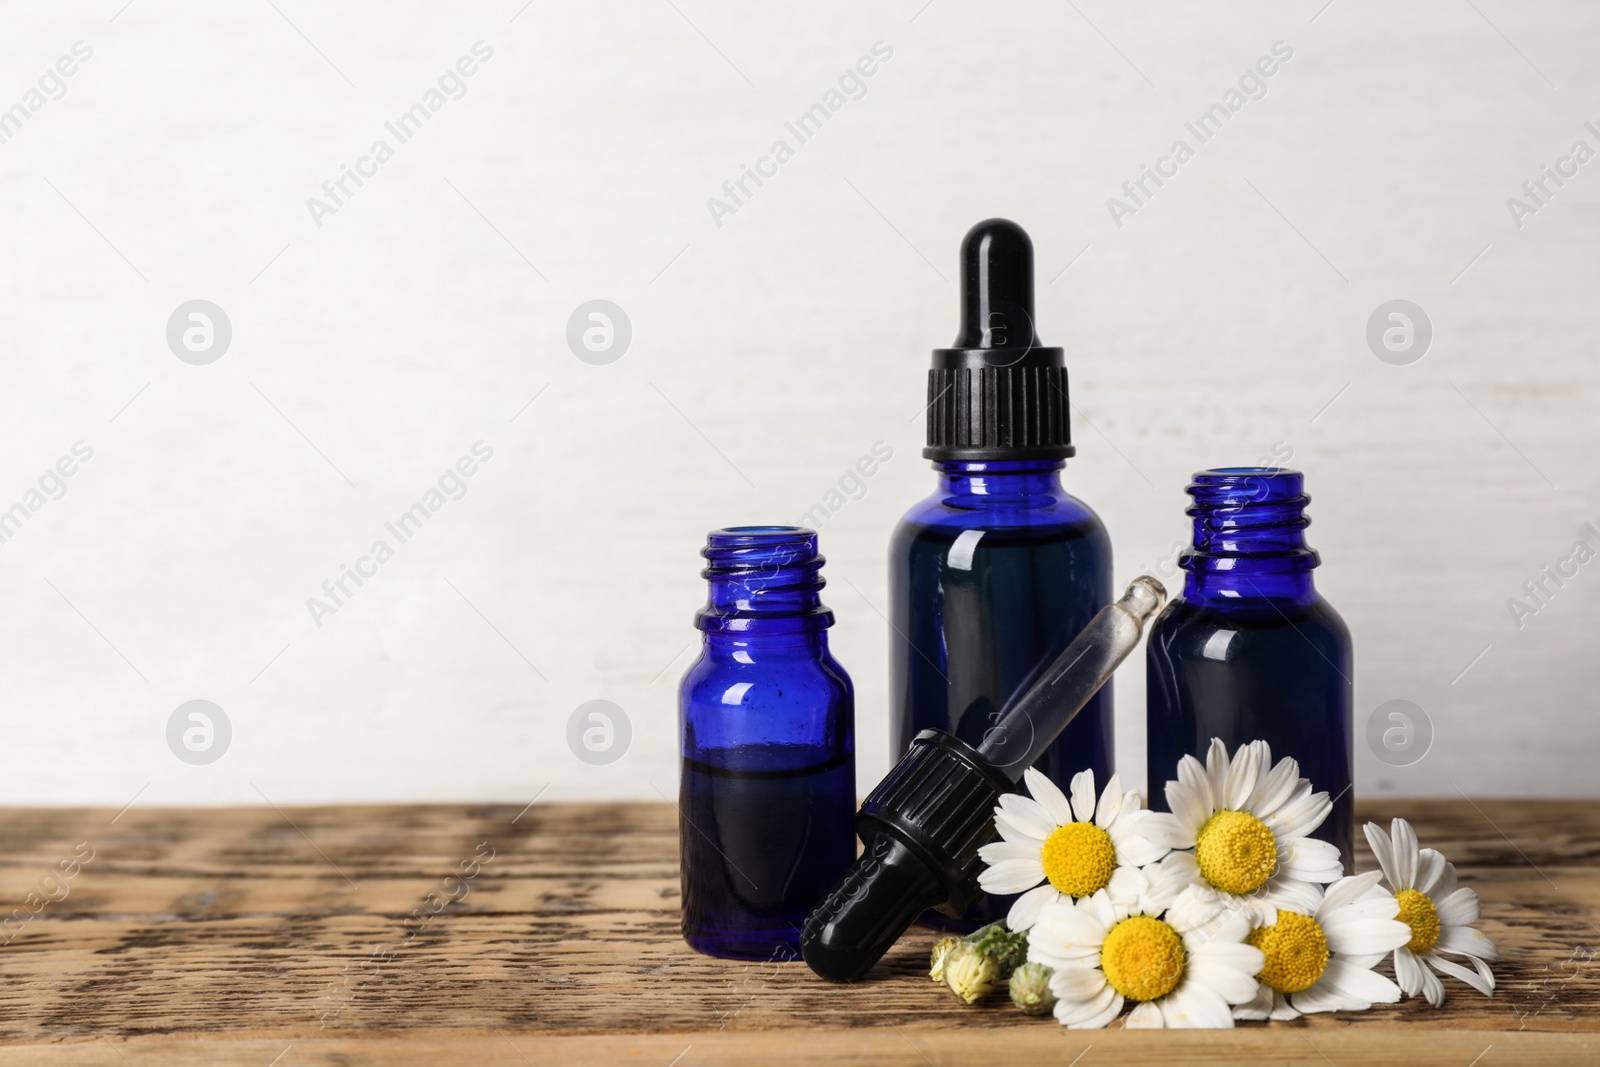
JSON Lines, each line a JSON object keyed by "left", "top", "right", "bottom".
{"left": 1181, "top": 468, "right": 1319, "bottom": 603}
{"left": 696, "top": 526, "right": 834, "bottom": 635}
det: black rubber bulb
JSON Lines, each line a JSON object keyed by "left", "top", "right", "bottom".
{"left": 953, "top": 218, "right": 1040, "bottom": 352}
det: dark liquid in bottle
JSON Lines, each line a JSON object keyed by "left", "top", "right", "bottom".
{"left": 679, "top": 751, "right": 856, "bottom": 960}
{"left": 1146, "top": 598, "right": 1354, "bottom": 871}
{"left": 890, "top": 518, "right": 1113, "bottom": 927}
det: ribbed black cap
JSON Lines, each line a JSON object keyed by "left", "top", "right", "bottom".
{"left": 800, "top": 730, "right": 1012, "bottom": 981}
{"left": 924, "top": 219, "right": 1073, "bottom": 462}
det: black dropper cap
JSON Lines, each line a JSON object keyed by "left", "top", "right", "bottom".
{"left": 923, "top": 219, "right": 1073, "bottom": 462}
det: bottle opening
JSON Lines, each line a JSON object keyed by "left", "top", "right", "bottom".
{"left": 698, "top": 527, "right": 833, "bottom": 633}
{"left": 1182, "top": 468, "right": 1318, "bottom": 578}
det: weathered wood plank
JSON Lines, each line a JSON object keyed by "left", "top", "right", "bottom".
{"left": 0, "top": 800, "right": 1593, "bottom": 1063}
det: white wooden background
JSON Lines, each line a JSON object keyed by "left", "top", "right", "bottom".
{"left": 0, "top": 1, "right": 1594, "bottom": 807}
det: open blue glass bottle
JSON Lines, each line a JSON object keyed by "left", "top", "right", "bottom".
{"left": 1145, "top": 468, "right": 1354, "bottom": 870}
{"left": 890, "top": 220, "right": 1113, "bottom": 928}
{"left": 679, "top": 526, "right": 856, "bottom": 960}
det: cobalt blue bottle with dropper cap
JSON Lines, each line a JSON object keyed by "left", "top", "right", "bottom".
{"left": 889, "top": 219, "right": 1113, "bottom": 928}
{"left": 679, "top": 526, "right": 856, "bottom": 960}
{"left": 1145, "top": 468, "right": 1354, "bottom": 870}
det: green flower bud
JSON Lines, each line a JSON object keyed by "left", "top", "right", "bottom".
{"left": 968, "top": 922, "right": 1028, "bottom": 980}
{"left": 929, "top": 936, "right": 962, "bottom": 983}
{"left": 1009, "top": 961, "right": 1057, "bottom": 1016}
{"left": 943, "top": 942, "right": 999, "bottom": 1005}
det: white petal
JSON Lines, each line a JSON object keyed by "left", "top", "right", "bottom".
{"left": 1426, "top": 951, "right": 1495, "bottom": 996}
{"left": 1414, "top": 847, "right": 1448, "bottom": 895}
{"left": 1436, "top": 924, "right": 1498, "bottom": 961}
{"left": 1175, "top": 752, "right": 1216, "bottom": 813}
{"left": 1033, "top": 899, "right": 1110, "bottom": 950}
{"left": 1104, "top": 863, "right": 1146, "bottom": 904}
{"left": 1419, "top": 958, "right": 1445, "bottom": 1006}
{"left": 1268, "top": 990, "right": 1301, "bottom": 1021}
{"left": 1073, "top": 991, "right": 1125, "bottom": 1030}
{"left": 1290, "top": 980, "right": 1354, "bottom": 1015}
{"left": 1205, "top": 738, "right": 1232, "bottom": 807}
{"left": 1025, "top": 767, "right": 1076, "bottom": 826}
{"left": 978, "top": 858, "right": 1045, "bottom": 895}
{"left": 1138, "top": 810, "right": 1185, "bottom": 853}
{"left": 1054, "top": 978, "right": 1118, "bottom": 1028}
{"left": 1268, "top": 789, "right": 1331, "bottom": 839}
{"left": 1434, "top": 887, "right": 1480, "bottom": 928}
{"left": 1320, "top": 897, "right": 1401, "bottom": 930}
{"left": 1390, "top": 818, "right": 1420, "bottom": 890}
{"left": 1232, "top": 984, "right": 1275, "bottom": 1021}
{"left": 1393, "top": 947, "right": 1423, "bottom": 996}
{"left": 977, "top": 839, "right": 1040, "bottom": 865}
{"left": 1095, "top": 775, "right": 1124, "bottom": 828}
{"left": 1162, "top": 983, "right": 1235, "bottom": 1029}
{"left": 1165, "top": 883, "right": 1228, "bottom": 934}
{"left": 1078, "top": 889, "right": 1117, "bottom": 929}
{"left": 1069, "top": 768, "right": 1098, "bottom": 823}
{"left": 1224, "top": 741, "right": 1263, "bottom": 810}
{"left": 1431, "top": 857, "right": 1458, "bottom": 901}
{"left": 1282, "top": 838, "right": 1343, "bottom": 879}
{"left": 995, "top": 795, "right": 1056, "bottom": 841}
{"left": 1126, "top": 1000, "right": 1165, "bottom": 1028}
{"left": 1193, "top": 940, "right": 1265, "bottom": 982}
{"left": 1324, "top": 917, "right": 1411, "bottom": 956}
{"left": 1051, "top": 962, "right": 1109, "bottom": 1002}
{"left": 1006, "top": 883, "right": 1060, "bottom": 931}
{"left": 992, "top": 807, "right": 1043, "bottom": 845}
{"left": 1262, "top": 876, "right": 1325, "bottom": 914}
{"left": 1245, "top": 757, "right": 1300, "bottom": 819}
{"left": 1189, "top": 961, "right": 1259, "bottom": 1005}
{"left": 1319, "top": 956, "right": 1403, "bottom": 1005}
{"left": 1318, "top": 871, "right": 1387, "bottom": 918}
{"left": 1363, "top": 821, "right": 1400, "bottom": 890}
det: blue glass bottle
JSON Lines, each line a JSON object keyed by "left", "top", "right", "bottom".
{"left": 679, "top": 526, "right": 856, "bottom": 960}
{"left": 890, "top": 460, "right": 1113, "bottom": 927}
{"left": 1145, "top": 468, "right": 1354, "bottom": 870}
{"left": 890, "top": 218, "right": 1113, "bottom": 928}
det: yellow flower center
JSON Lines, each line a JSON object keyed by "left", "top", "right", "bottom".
{"left": 1194, "top": 810, "right": 1279, "bottom": 895}
{"left": 1099, "top": 915, "right": 1186, "bottom": 1002}
{"left": 1247, "top": 910, "right": 1330, "bottom": 993}
{"left": 1395, "top": 888, "right": 1442, "bottom": 954}
{"left": 1040, "top": 821, "right": 1118, "bottom": 898}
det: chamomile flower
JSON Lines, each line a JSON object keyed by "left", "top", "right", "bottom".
{"left": 1225, "top": 871, "right": 1411, "bottom": 1020}
{"left": 1363, "top": 818, "right": 1498, "bottom": 1007}
{"left": 1159, "top": 739, "right": 1343, "bottom": 926}
{"left": 977, "top": 768, "right": 1174, "bottom": 932}
{"left": 1028, "top": 884, "right": 1264, "bottom": 1029}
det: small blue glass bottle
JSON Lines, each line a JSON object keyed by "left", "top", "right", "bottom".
{"left": 679, "top": 526, "right": 856, "bottom": 960}
{"left": 890, "top": 220, "right": 1113, "bottom": 928}
{"left": 1145, "top": 468, "right": 1354, "bottom": 870}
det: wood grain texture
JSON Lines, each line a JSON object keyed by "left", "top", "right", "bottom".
{"left": 0, "top": 799, "right": 1594, "bottom": 1065}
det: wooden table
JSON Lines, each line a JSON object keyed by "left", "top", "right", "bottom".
{"left": 0, "top": 799, "right": 1594, "bottom": 1065}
